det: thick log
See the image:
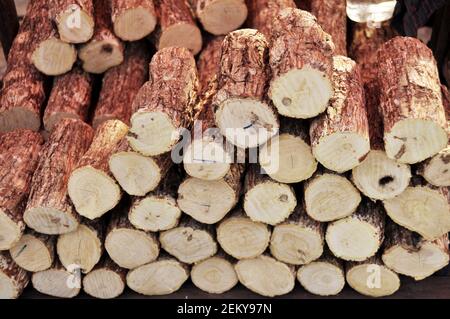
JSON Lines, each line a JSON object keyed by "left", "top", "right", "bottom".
{"left": 9, "top": 230, "right": 55, "bottom": 272}
{"left": 235, "top": 255, "right": 295, "bottom": 297}
{"left": 304, "top": 169, "right": 361, "bottom": 222}
{"left": 270, "top": 205, "right": 324, "bottom": 265}
{"left": 155, "top": 0, "right": 202, "bottom": 55}
{"left": 82, "top": 257, "right": 126, "bottom": 299}
{"left": 79, "top": 0, "right": 124, "bottom": 74}
{"left": 268, "top": 8, "right": 334, "bottom": 119}
{"left": 0, "top": 251, "right": 29, "bottom": 299}
{"left": 42, "top": 67, "right": 93, "bottom": 132}
{"left": 326, "top": 200, "right": 385, "bottom": 261}
{"left": 54, "top": 0, "right": 95, "bottom": 43}
{"left": 0, "top": 130, "right": 43, "bottom": 250}
{"left": 216, "top": 209, "right": 271, "bottom": 259}
{"left": 310, "top": 55, "right": 370, "bottom": 173}
{"left": 0, "top": 0, "right": 19, "bottom": 58}
{"left": 127, "top": 47, "right": 199, "bottom": 156}
{"left": 111, "top": 0, "right": 157, "bottom": 41}
{"left": 93, "top": 41, "right": 150, "bottom": 128}
{"left": 377, "top": 37, "right": 447, "bottom": 164}
{"left": 159, "top": 217, "right": 217, "bottom": 264}
{"left": 243, "top": 165, "right": 297, "bottom": 225}
{"left": 24, "top": 119, "right": 94, "bottom": 235}
{"left": 213, "top": 29, "right": 279, "bottom": 149}
{"left": 68, "top": 120, "right": 128, "bottom": 220}
{"left": 418, "top": 146, "right": 450, "bottom": 187}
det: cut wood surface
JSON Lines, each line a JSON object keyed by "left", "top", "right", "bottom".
{"left": 128, "top": 47, "right": 198, "bottom": 156}
{"left": 92, "top": 41, "right": 150, "bottom": 128}
{"left": 377, "top": 37, "right": 447, "bottom": 164}
{"left": 418, "top": 145, "right": 450, "bottom": 187}
{"left": 213, "top": 29, "right": 279, "bottom": 149}
{"left": 79, "top": 0, "right": 124, "bottom": 74}
{"left": 269, "top": 8, "right": 334, "bottom": 119}
{"left": 68, "top": 120, "right": 128, "bottom": 220}
{"left": 0, "top": 251, "right": 29, "bottom": 299}
{"left": 42, "top": 67, "right": 93, "bottom": 132}
{"left": 82, "top": 257, "right": 126, "bottom": 299}
{"left": 54, "top": 0, "right": 94, "bottom": 43}
{"left": 0, "top": 130, "right": 42, "bottom": 250}
{"left": 111, "top": 0, "right": 157, "bottom": 41}
{"left": 24, "top": 119, "right": 94, "bottom": 235}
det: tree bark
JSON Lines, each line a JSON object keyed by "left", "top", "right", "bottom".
{"left": 93, "top": 41, "right": 150, "bottom": 129}
{"left": 0, "top": 130, "right": 43, "bottom": 250}
{"left": 0, "top": 251, "right": 29, "bottom": 299}
{"left": 111, "top": 0, "right": 157, "bottom": 41}
{"left": 268, "top": 8, "right": 334, "bottom": 119}
{"left": 43, "top": 66, "right": 93, "bottom": 132}
{"left": 213, "top": 29, "right": 279, "bottom": 149}
{"left": 377, "top": 37, "right": 447, "bottom": 164}
{"left": 68, "top": 120, "right": 128, "bottom": 220}
{"left": 79, "top": 0, "right": 124, "bottom": 74}
{"left": 0, "top": 0, "right": 19, "bottom": 58}
{"left": 54, "top": 0, "right": 95, "bottom": 43}
{"left": 127, "top": 47, "right": 199, "bottom": 156}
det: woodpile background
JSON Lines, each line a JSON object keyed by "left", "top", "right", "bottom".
{"left": 0, "top": 0, "right": 449, "bottom": 299}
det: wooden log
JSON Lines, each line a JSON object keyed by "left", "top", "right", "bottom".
{"left": 126, "top": 254, "right": 189, "bottom": 296}
{"left": 213, "top": 29, "right": 279, "bottom": 149}
{"left": 0, "top": 130, "right": 43, "bottom": 250}
{"left": 111, "top": 0, "right": 157, "bottom": 41}
{"left": 191, "top": 251, "right": 238, "bottom": 294}
{"left": 304, "top": 169, "right": 361, "bottom": 222}
{"left": 0, "top": 0, "right": 19, "bottom": 58}
{"left": 155, "top": 0, "right": 202, "bottom": 55}
{"left": 56, "top": 219, "right": 103, "bottom": 273}
{"left": 190, "top": 0, "right": 247, "bottom": 35}
{"left": 243, "top": 165, "right": 297, "bottom": 225}
{"left": 31, "top": 260, "right": 81, "bottom": 298}
{"left": 382, "top": 223, "right": 449, "bottom": 281}
{"left": 92, "top": 41, "right": 150, "bottom": 129}
{"left": 127, "top": 47, "right": 198, "bottom": 156}
{"left": 377, "top": 37, "right": 447, "bottom": 164}
{"left": 216, "top": 209, "right": 270, "bottom": 259}
{"left": 310, "top": 55, "right": 370, "bottom": 173}
{"left": 259, "top": 118, "right": 317, "bottom": 183}
{"left": 297, "top": 251, "right": 345, "bottom": 296}
{"left": 0, "top": 251, "right": 29, "bottom": 299}
{"left": 159, "top": 217, "right": 217, "bottom": 264}
{"left": 9, "top": 230, "right": 55, "bottom": 272}
{"left": 42, "top": 67, "right": 93, "bottom": 132}
{"left": 177, "top": 163, "right": 243, "bottom": 224}
{"left": 326, "top": 200, "right": 385, "bottom": 261}
{"left": 79, "top": 0, "right": 124, "bottom": 74}
{"left": 82, "top": 257, "right": 126, "bottom": 299}
{"left": 270, "top": 204, "right": 324, "bottom": 265}
{"left": 54, "top": 0, "right": 95, "bottom": 43}
{"left": 68, "top": 120, "right": 128, "bottom": 220}
{"left": 235, "top": 255, "right": 295, "bottom": 297}
{"left": 24, "top": 119, "right": 94, "bottom": 235}
{"left": 418, "top": 146, "right": 450, "bottom": 187}
{"left": 268, "top": 8, "right": 334, "bottom": 119}
{"left": 105, "top": 210, "right": 159, "bottom": 269}
{"left": 346, "top": 254, "right": 400, "bottom": 297}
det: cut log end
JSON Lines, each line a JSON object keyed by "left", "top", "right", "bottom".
{"left": 79, "top": 40, "right": 124, "bottom": 74}
{"left": 297, "top": 261, "right": 345, "bottom": 296}
{"left": 158, "top": 23, "right": 203, "bottom": 55}
{"left": 24, "top": 206, "right": 79, "bottom": 235}
{"left": 346, "top": 263, "right": 400, "bottom": 297}
{"left": 32, "top": 268, "right": 80, "bottom": 298}
{"left": 0, "top": 272, "right": 22, "bottom": 299}
{"left": 31, "top": 38, "right": 77, "bottom": 76}
{"left": 0, "top": 210, "right": 23, "bottom": 250}
{"left": 57, "top": 6, "right": 95, "bottom": 43}
{"left": 9, "top": 234, "right": 53, "bottom": 272}
{"left": 191, "top": 256, "right": 238, "bottom": 294}
{"left": 215, "top": 98, "right": 279, "bottom": 149}
{"left": 352, "top": 150, "right": 411, "bottom": 200}
{"left": 270, "top": 67, "right": 333, "bottom": 119}
{"left": 385, "top": 119, "right": 447, "bottom": 164}
{"left": 197, "top": 0, "right": 248, "bottom": 35}
{"left": 113, "top": 8, "right": 157, "bottom": 41}
{"left": 420, "top": 146, "right": 450, "bottom": 187}
{"left": 68, "top": 167, "right": 121, "bottom": 220}
{"left": 83, "top": 268, "right": 125, "bottom": 299}
{"left": 0, "top": 107, "right": 41, "bottom": 133}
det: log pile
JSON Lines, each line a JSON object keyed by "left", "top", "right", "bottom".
{"left": 0, "top": 1, "right": 449, "bottom": 300}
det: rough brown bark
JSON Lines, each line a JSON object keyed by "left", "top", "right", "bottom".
{"left": 0, "top": 251, "right": 29, "bottom": 299}
{"left": 43, "top": 67, "right": 93, "bottom": 132}
{"left": 93, "top": 42, "right": 150, "bottom": 128}
{"left": 0, "top": 0, "right": 19, "bottom": 58}
{"left": 111, "top": 0, "right": 157, "bottom": 41}
{"left": 24, "top": 119, "right": 94, "bottom": 235}
{"left": 197, "top": 36, "right": 223, "bottom": 92}
{"left": 127, "top": 47, "right": 199, "bottom": 156}
{"left": 0, "top": 130, "right": 43, "bottom": 250}
{"left": 54, "top": 0, "right": 95, "bottom": 43}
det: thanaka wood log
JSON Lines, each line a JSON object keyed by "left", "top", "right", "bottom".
{"left": 0, "top": 251, "right": 29, "bottom": 299}
{"left": 79, "top": 0, "right": 124, "bottom": 74}
{"left": 111, "top": 0, "right": 157, "bottom": 41}
{"left": 54, "top": 0, "right": 95, "bottom": 43}
{"left": 127, "top": 47, "right": 199, "bottom": 156}
{"left": 24, "top": 119, "right": 94, "bottom": 235}
{"left": 0, "top": 130, "right": 43, "bottom": 250}
{"left": 68, "top": 120, "right": 128, "bottom": 220}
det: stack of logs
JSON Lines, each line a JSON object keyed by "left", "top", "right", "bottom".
{"left": 0, "top": 0, "right": 449, "bottom": 299}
